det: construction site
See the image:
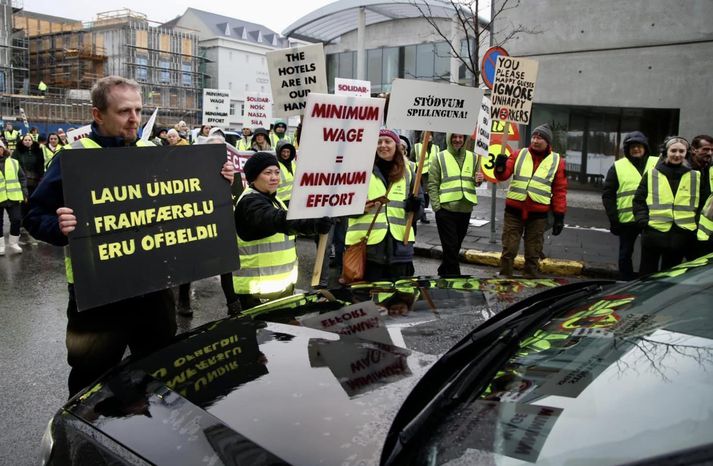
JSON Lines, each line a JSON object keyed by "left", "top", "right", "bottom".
{"left": 2, "top": 5, "right": 205, "bottom": 133}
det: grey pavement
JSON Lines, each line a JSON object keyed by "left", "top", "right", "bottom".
{"left": 413, "top": 185, "right": 632, "bottom": 278}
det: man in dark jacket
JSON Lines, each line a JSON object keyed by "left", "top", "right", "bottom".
{"left": 601, "top": 131, "right": 657, "bottom": 280}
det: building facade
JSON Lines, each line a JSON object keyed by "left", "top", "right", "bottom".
{"left": 0, "top": 0, "right": 28, "bottom": 96}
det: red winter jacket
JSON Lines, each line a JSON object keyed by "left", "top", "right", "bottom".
{"left": 495, "top": 146, "right": 567, "bottom": 219}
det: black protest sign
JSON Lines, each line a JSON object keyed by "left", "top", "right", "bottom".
{"left": 62, "top": 144, "right": 239, "bottom": 311}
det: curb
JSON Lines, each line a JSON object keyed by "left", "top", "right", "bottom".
{"left": 414, "top": 243, "right": 617, "bottom": 279}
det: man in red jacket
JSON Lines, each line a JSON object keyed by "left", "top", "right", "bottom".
{"left": 494, "top": 124, "right": 567, "bottom": 277}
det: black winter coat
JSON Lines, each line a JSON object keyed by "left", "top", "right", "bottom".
{"left": 235, "top": 186, "right": 319, "bottom": 241}
{"left": 602, "top": 155, "right": 654, "bottom": 227}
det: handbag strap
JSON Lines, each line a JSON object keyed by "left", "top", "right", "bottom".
{"left": 364, "top": 182, "right": 392, "bottom": 241}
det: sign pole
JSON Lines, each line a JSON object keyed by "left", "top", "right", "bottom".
{"left": 311, "top": 233, "right": 329, "bottom": 287}
{"left": 490, "top": 120, "right": 511, "bottom": 244}
{"left": 403, "top": 130, "right": 430, "bottom": 245}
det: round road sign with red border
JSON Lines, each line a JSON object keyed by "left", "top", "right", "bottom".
{"left": 481, "top": 46, "right": 509, "bottom": 90}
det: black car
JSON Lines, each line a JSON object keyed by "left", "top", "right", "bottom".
{"left": 41, "top": 258, "right": 713, "bottom": 465}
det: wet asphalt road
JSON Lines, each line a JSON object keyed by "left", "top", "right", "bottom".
{"left": 0, "top": 234, "right": 495, "bottom": 465}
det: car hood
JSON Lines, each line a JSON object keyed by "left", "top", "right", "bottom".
{"left": 63, "top": 319, "right": 439, "bottom": 465}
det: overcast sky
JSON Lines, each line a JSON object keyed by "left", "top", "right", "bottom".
{"left": 26, "top": 0, "right": 337, "bottom": 34}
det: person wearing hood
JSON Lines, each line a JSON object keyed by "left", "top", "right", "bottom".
{"left": 237, "top": 127, "right": 253, "bottom": 151}
{"left": 251, "top": 127, "right": 271, "bottom": 152}
{"left": 275, "top": 140, "right": 296, "bottom": 205}
{"left": 234, "top": 152, "right": 331, "bottom": 309}
{"left": 633, "top": 137, "right": 702, "bottom": 275}
{"left": 270, "top": 119, "right": 291, "bottom": 147}
{"left": 345, "top": 129, "right": 424, "bottom": 282}
{"left": 494, "top": 124, "right": 567, "bottom": 277}
{"left": 166, "top": 128, "right": 189, "bottom": 146}
{"left": 0, "top": 140, "right": 27, "bottom": 255}
{"left": 428, "top": 132, "right": 482, "bottom": 276}
{"left": 602, "top": 131, "right": 658, "bottom": 280}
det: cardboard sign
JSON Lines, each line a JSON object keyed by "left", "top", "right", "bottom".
{"left": 62, "top": 145, "right": 239, "bottom": 311}
{"left": 202, "top": 89, "right": 231, "bottom": 127}
{"left": 266, "top": 43, "right": 328, "bottom": 117}
{"left": 299, "top": 301, "right": 391, "bottom": 345}
{"left": 386, "top": 79, "right": 483, "bottom": 134}
{"left": 286, "top": 93, "right": 385, "bottom": 220}
{"left": 491, "top": 56, "right": 539, "bottom": 125}
{"left": 242, "top": 92, "right": 273, "bottom": 129}
{"left": 335, "top": 78, "right": 371, "bottom": 97}
{"left": 66, "top": 124, "right": 91, "bottom": 143}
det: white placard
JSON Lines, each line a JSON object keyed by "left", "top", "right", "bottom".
{"left": 491, "top": 56, "right": 539, "bottom": 125}
{"left": 266, "top": 43, "right": 327, "bottom": 117}
{"left": 386, "top": 79, "right": 483, "bottom": 134}
{"left": 242, "top": 92, "right": 272, "bottom": 129}
{"left": 286, "top": 93, "right": 385, "bottom": 220}
{"left": 202, "top": 88, "right": 231, "bottom": 127}
{"left": 141, "top": 108, "right": 159, "bottom": 142}
{"left": 66, "top": 124, "right": 91, "bottom": 143}
{"left": 300, "top": 301, "right": 391, "bottom": 345}
{"left": 335, "top": 78, "right": 371, "bottom": 97}
{"left": 474, "top": 96, "right": 491, "bottom": 160}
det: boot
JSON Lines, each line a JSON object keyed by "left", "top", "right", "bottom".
{"left": 0, "top": 237, "right": 5, "bottom": 256}
{"left": 8, "top": 235, "right": 22, "bottom": 254}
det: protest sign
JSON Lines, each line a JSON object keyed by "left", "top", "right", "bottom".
{"left": 225, "top": 143, "right": 253, "bottom": 189}
{"left": 266, "top": 43, "right": 327, "bottom": 117}
{"left": 66, "top": 124, "right": 91, "bottom": 143}
{"left": 141, "top": 108, "right": 159, "bottom": 142}
{"left": 490, "top": 56, "right": 539, "bottom": 125}
{"left": 202, "top": 88, "right": 231, "bottom": 127}
{"left": 386, "top": 79, "right": 483, "bottom": 134}
{"left": 335, "top": 78, "right": 371, "bottom": 97}
{"left": 474, "top": 97, "right": 494, "bottom": 181}
{"left": 62, "top": 145, "right": 239, "bottom": 311}
{"left": 286, "top": 92, "right": 384, "bottom": 220}
{"left": 242, "top": 92, "right": 272, "bottom": 129}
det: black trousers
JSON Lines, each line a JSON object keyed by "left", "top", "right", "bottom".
{"left": 0, "top": 202, "right": 22, "bottom": 236}
{"left": 640, "top": 228, "right": 693, "bottom": 276}
{"left": 617, "top": 224, "right": 640, "bottom": 281}
{"left": 66, "top": 286, "right": 176, "bottom": 397}
{"left": 435, "top": 209, "right": 471, "bottom": 276}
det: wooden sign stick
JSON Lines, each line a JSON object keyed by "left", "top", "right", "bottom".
{"left": 403, "top": 130, "right": 431, "bottom": 245}
{"left": 311, "top": 233, "right": 329, "bottom": 287}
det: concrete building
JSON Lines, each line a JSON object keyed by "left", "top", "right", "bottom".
{"left": 165, "top": 8, "right": 292, "bottom": 129}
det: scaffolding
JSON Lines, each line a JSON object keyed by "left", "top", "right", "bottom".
{"left": 0, "top": 0, "right": 28, "bottom": 95}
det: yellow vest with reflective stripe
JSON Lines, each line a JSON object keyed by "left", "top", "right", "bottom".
{"left": 3, "top": 130, "right": 19, "bottom": 151}
{"left": 233, "top": 187, "right": 298, "bottom": 296}
{"left": 646, "top": 168, "right": 699, "bottom": 232}
{"left": 237, "top": 138, "right": 252, "bottom": 151}
{"left": 0, "top": 158, "right": 23, "bottom": 202}
{"left": 270, "top": 133, "right": 291, "bottom": 148}
{"left": 277, "top": 159, "right": 295, "bottom": 202}
{"left": 697, "top": 169, "right": 713, "bottom": 240}
{"left": 506, "top": 148, "right": 560, "bottom": 205}
{"left": 346, "top": 168, "right": 414, "bottom": 246}
{"left": 436, "top": 150, "right": 478, "bottom": 204}
{"left": 614, "top": 156, "right": 658, "bottom": 223}
{"left": 413, "top": 143, "right": 439, "bottom": 175}
{"left": 63, "top": 137, "right": 155, "bottom": 284}
{"left": 42, "top": 144, "right": 60, "bottom": 169}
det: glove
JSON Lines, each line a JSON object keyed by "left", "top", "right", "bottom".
{"left": 404, "top": 194, "right": 422, "bottom": 213}
{"left": 609, "top": 221, "right": 621, "bottom": 236}
{"left": 552, "top": 214, "right": 564, "bottom": 236}
{"left": 494, "top": 154, "right": 508, "bottom": 172}
{"left": 315, "top": 216, "right": 332, "bottom": 234}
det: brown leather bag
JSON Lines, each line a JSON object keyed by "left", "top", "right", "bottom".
{"left": 341, "top": 195, "right": 389, "bottom": 284}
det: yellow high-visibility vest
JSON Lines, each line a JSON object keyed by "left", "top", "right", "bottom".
{"left": 233, "top": 187, "right": 298, "bottom": 296}
{"left": 0, "top": 158, "right": 24, "bottom": 202}
{"left": 413, "top": 143, "right": 440, "bottom": 175}
{"left": 506, "top": 148, "right": 561, "bottom": 205}
{"left": 646, "top": 168, "right": 699, "bottom": 232}
{"left": 436, "top": 150, "right": 478, "bottom": 204}
{"left": 277, "top": 159, "right": 296, "bottom": 202}
{"left": 614, "top": 156, "right": 658, "bottom": 223}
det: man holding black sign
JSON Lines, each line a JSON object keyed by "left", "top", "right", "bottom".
{"left": 24, "top": 76, "right": 235, "bottom": 396}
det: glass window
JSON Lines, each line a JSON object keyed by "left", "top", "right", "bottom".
{"left": 0, "top": 72, "right": 5, "bottom": 93}
{"left": 338, "top": 51, "right": 355, "bottom": 79}
{"left": 403, "top": 45, "right": 416, "bottom": 79}
{"left": 459, "top": 39, "right": 475, "bottom": 85}
{"left": 416, "top": 44, "right": 434, "bottom": 79}
{"left": 327, "top": 54, "right": 337, "bottom": 93}
{"left": 159, "top": 60, "right": 170, "bottom": 83}
{"left": 181, "top": 63, "right": 192, "bottom": 87}
{"left": 230, "top": 102, "right": 236, "bottom": 116}
{"left": 434, "top": 42, "right": 451, "bottom": 82}
{"left": 367, "top": 48, "right": 382, "bottom": 93}
{"left": 135, "top": 56, "right": 148, "bottom": 82}
{"left": 383, "top": 47, "right": 399, "bottom": 89}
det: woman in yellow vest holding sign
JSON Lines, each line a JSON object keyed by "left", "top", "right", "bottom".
{"left": 345, "top": 129, "right": 424, "bottom": 282}
{"left": 633, "top": 137, "right": 702, "bottom": 275}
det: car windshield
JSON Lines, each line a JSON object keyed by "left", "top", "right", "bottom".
{"left": 402, "top": 256, "right": 713, "bottom": 465}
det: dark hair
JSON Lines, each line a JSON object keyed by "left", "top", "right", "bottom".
{"left": 91, "top": 76, "right": 141, "bottom": 111}
{"left": 692, "top": 134, "right": 713, "bottom": 149}
{"left": 375, "top": 147, "right": 405, "bottom": 183}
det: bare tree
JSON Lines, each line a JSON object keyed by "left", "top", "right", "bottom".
{"left": 412, "top": 0, "right": 539, "bottom": 86}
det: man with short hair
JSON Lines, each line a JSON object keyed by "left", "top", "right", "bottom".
{"left": 495, "top": 124, "right": 567, "bottom": 277}
{"left": 24, "top": 75, "right": 235, "bottom": 396}
{"left": 690, "top": 135, "right": 713, "bottom": 172}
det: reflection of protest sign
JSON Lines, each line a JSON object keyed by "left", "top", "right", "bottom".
{"left": 266, "top": 43, "right": 327, "bottom": 117}
{"left": 66, "top": 124, "right": 91, "bottom": 142}
{"left": 491, "top": 56, "right": 538, "bottom": 125}
{"left": 335, "top": 78, "right": 371, "bottom": 97}
{"left": 202, "top": 88, "right": 231, "bottom": 127}
{"left": 386, "top": 79, "right": 482, "bottom": 134}
{"left": 309, "top": 338, "right": 411, "bottom": 397}
{"left": 242, "top": 92, "right": 272, "bottom": 129}
{"left": 137, "top": 319, "right": 268, "bottom": 408}
{"left": 300, "top": 301, "right": 391, "bottom": 345}
{"left": 62, "top": 145, "right": 239, "bottom": 311}
{"left": 286, "top": 93, "right": 384, "bottom": 220}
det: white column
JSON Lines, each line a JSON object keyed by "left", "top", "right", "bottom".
{"left": 356, "top": 6, "right": 366, "bottom": 80}
{"left": 449, "top": 14, "right": 461, "bottom": 84}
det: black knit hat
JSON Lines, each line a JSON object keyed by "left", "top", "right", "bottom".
{"left": 244, "top": 152, "right": 279, "bottom": 183}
